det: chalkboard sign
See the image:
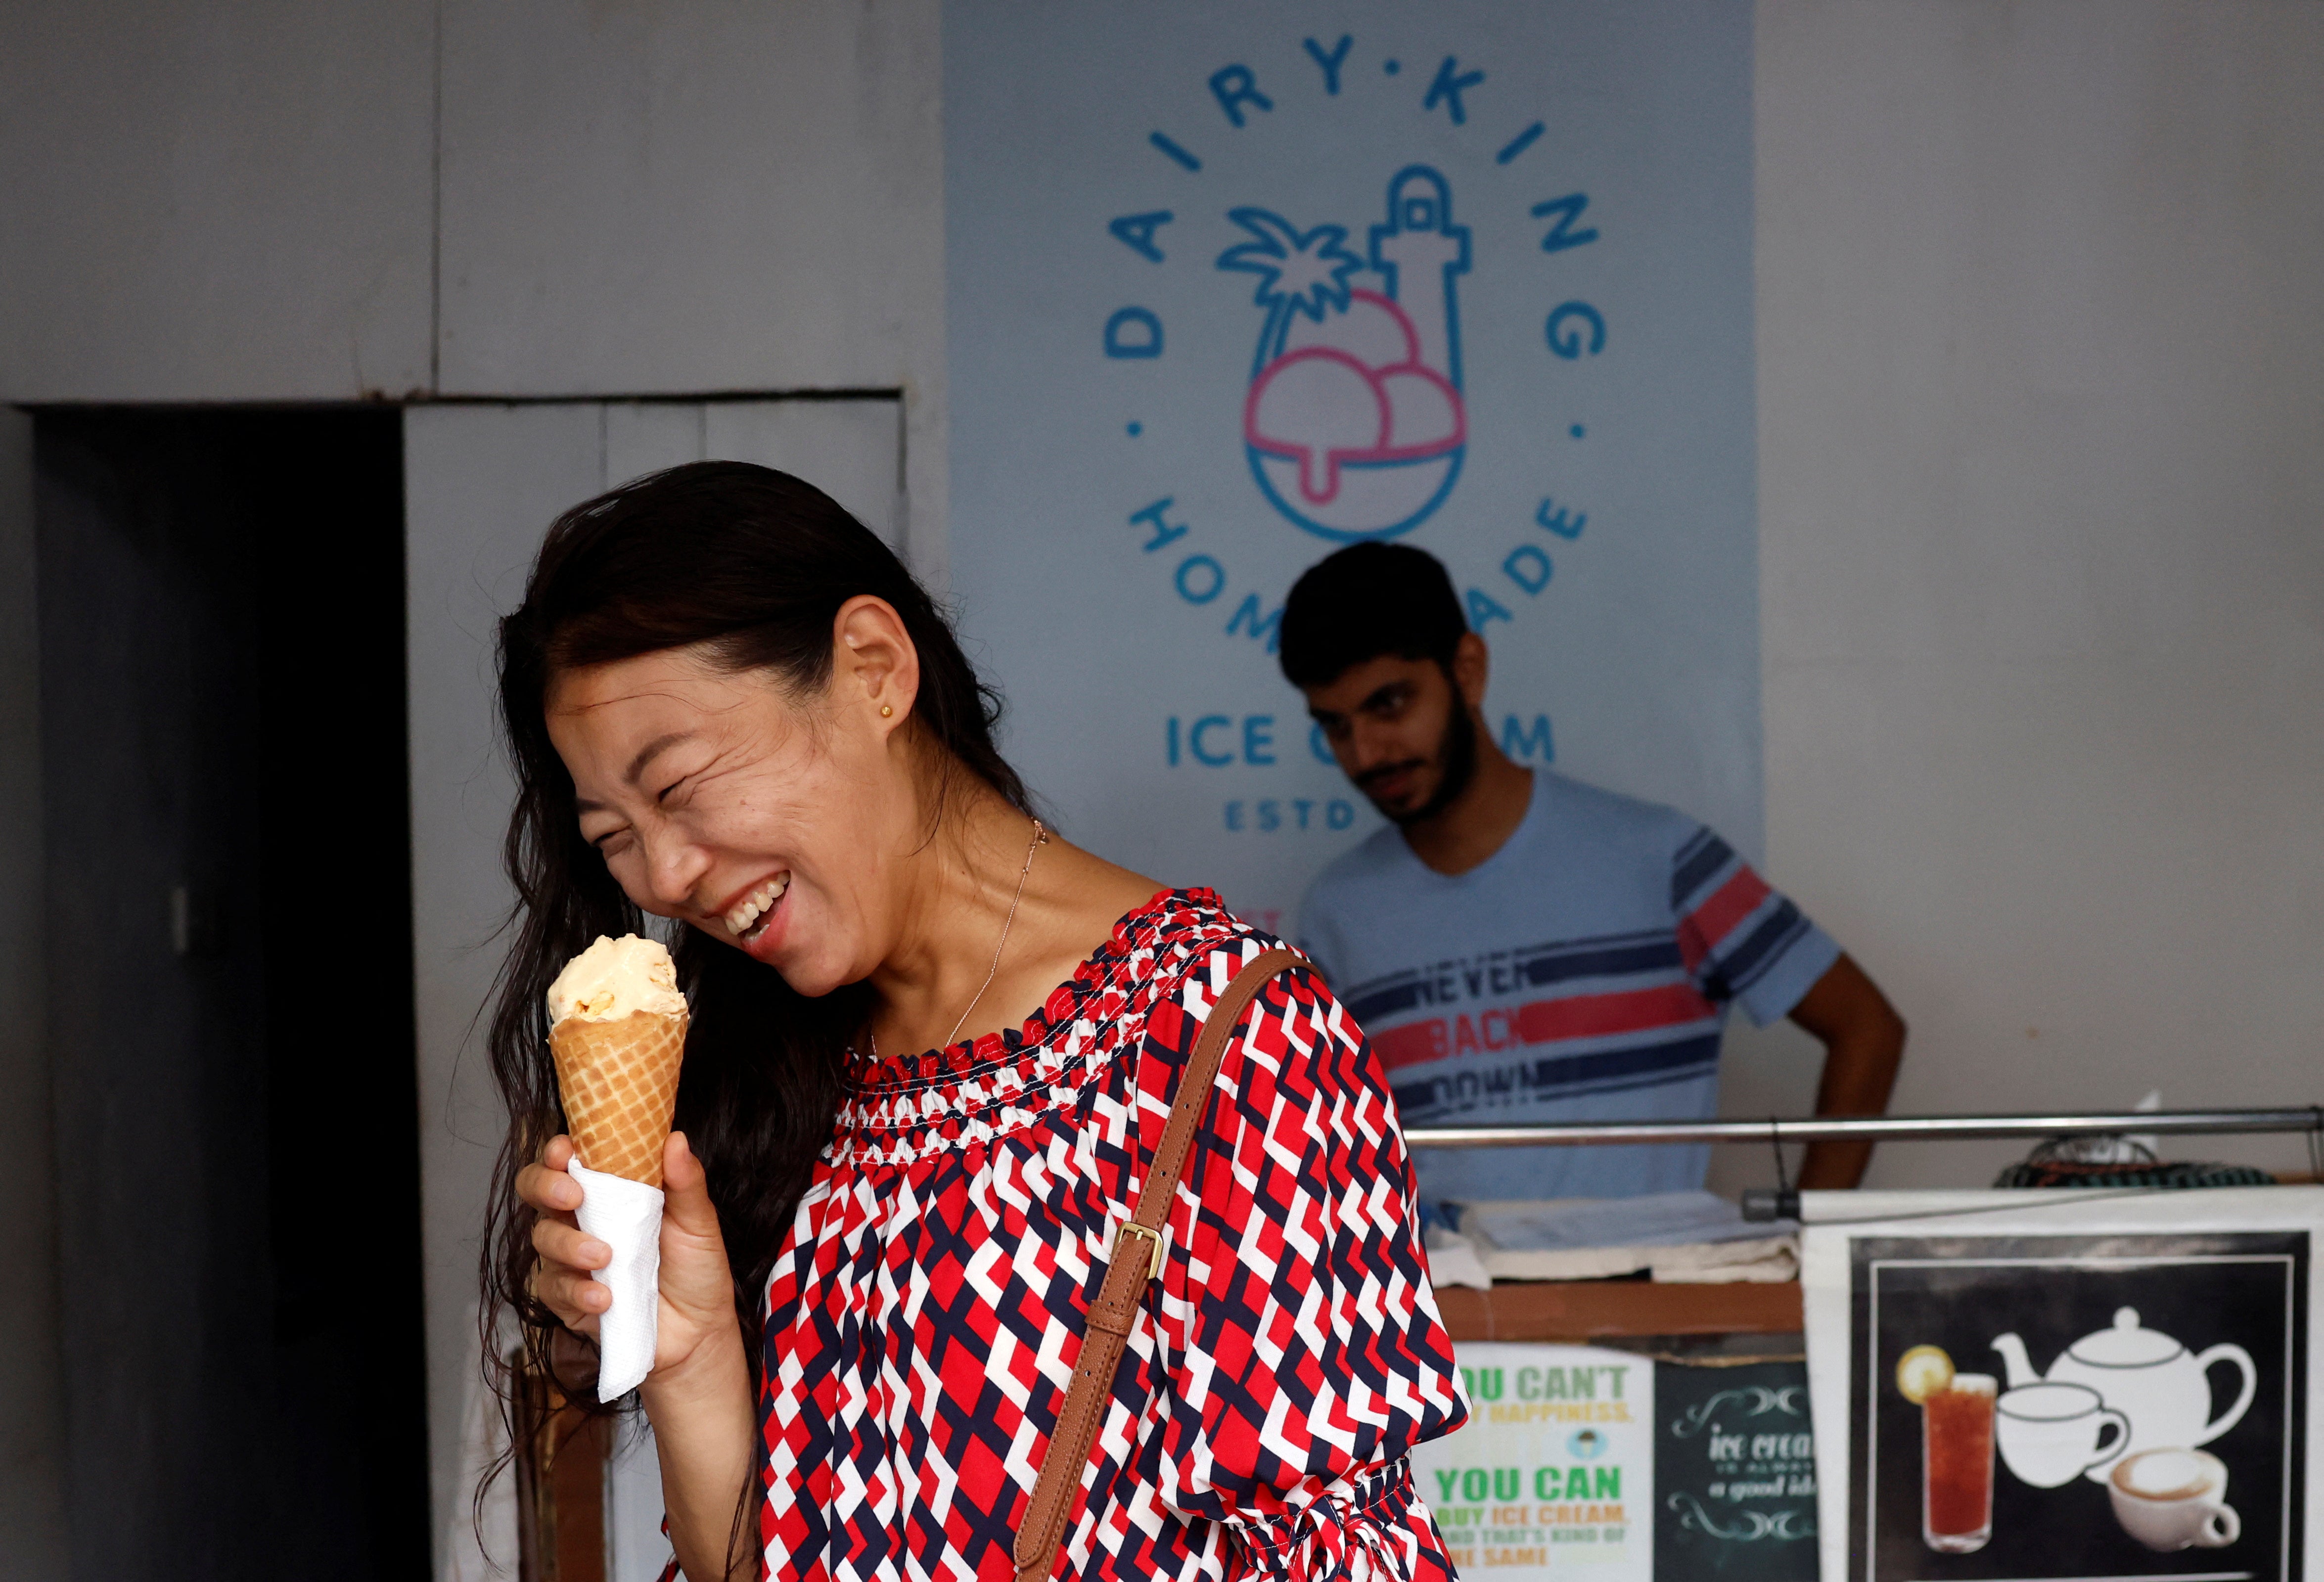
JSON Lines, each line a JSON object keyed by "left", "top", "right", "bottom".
{"left": 1654, "top": 1359, "right": 1818, "bottom": 1582}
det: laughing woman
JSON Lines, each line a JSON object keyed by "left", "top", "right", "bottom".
{"left": 485, "top": 463, "right": 1466, "bottom": 1582}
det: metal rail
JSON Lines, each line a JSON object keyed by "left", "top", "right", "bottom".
{"left": 1401, "top": 1107, "right": 2324, "bottom": 1149}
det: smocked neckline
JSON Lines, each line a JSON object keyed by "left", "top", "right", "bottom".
{"left": 846, "top": 886, "right": 1216, "bottom": 1092}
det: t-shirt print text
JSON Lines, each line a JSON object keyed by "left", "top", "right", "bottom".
{"left": 1346, "top": 929, "right": 1725, "bottom": 1121}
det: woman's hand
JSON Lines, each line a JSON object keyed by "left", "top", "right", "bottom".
{"left": 523, "top": 1134, "right": 762, "bottom": 1579}
{"left": 522, "top": 1133, "right": 760, "bottom": 1577}
{"left": 516, "top": 1131, "right": 745, "bottom": 1381}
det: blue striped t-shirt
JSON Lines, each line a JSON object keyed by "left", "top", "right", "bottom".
{"left": 1295, "top": 770, "right": 1839, "bottom": 1203}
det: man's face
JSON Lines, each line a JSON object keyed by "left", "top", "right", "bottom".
{"left": 1302, "top": 651, "right": 1477, "bottom": 825}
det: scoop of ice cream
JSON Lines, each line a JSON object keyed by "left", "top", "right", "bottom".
{"left": 547, "top": 934, "right": 687, "bottom": 1025}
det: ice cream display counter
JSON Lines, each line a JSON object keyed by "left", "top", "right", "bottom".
{"left": 1404, "top": 1109, "right": 2321, "bottom": 1582}
{"left": 512, "top": 1111, "right": 2319, "bottom": 1582}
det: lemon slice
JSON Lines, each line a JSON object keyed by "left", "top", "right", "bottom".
{"left": 1896, "top": 1345, "right": 1955, "bottom": 1404}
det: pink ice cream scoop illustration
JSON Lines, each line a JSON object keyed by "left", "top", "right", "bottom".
{"left": 1219, "top": 166, "right": 1470, "bottom": 542}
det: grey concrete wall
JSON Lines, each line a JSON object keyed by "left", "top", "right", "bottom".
{"left": 1711, "top": 0, "right": 2324, "bottom": 1193}
{"left": 0, "top": 1, "right": 436, "bottom": 401}
{"left": 0, "top": 0, "right": 950, "bottom": 577}
{"left": 433, "top": 0, "right": 947, "bottom": 573}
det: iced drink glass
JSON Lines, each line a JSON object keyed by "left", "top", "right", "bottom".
{"left": 1923, "top": 1373, "right": 1997, "bottom": 1553}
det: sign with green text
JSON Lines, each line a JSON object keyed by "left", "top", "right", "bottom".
{"left": 1409, "top": 1342, "right": 1655, "bottom": 1582}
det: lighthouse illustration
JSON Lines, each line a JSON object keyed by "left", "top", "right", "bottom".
{"left": 1220, "top": 166, "right": 1470, "bottom": 542}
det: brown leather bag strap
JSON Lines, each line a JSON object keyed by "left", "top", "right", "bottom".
{"left": 1012, "top": 947, "right": 1304, "bottom": 1582}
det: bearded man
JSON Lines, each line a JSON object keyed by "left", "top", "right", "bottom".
{"left": 1281, "top": 542, "right": 1905, "bottom": 1204}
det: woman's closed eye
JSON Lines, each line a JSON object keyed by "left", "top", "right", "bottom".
{"left": 654, "top": 751, "right": 732, "bottom": 808}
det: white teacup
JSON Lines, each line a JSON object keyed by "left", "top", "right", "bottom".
{"left": 1997, "top": 1382, "right": 2129, "bottom": 1489}
{"left": 2109, "top": 1448, "right": 2240, "bottom": 1551}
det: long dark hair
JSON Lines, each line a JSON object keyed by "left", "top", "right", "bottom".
{"left": 478, "top": 461, "right": 1030, "bottom": 1440}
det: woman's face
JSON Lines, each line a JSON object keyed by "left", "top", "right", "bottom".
{"left": 546, "top": 604, "right": 922, "bottom": 997}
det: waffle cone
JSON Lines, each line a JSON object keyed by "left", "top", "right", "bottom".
{"left": 550, "top": 1010, "right": 687, "bottom": 1187}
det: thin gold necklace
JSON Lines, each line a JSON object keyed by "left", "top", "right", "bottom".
{"left": 873, "top": 816, "right": 1048, "bottom": 1057}
{"left": 944, "top": 816, "right": 1049, "bottom": 1049}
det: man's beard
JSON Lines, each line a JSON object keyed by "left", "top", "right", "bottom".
{"left": 1361, "top": 703, "right": 1479, "bottom": 827}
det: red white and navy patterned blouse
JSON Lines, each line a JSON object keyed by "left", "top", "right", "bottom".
{"left": 748, "top": 888, "right": 1467, "bottom": 1582}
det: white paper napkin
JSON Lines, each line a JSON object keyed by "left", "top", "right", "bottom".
{"left": 567, "top": 1159, "right": 664, "bottom": 1399}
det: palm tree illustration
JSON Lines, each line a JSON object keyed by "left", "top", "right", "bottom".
{"left": 1216, "top": 208, "right": 1365, "bottom": 377}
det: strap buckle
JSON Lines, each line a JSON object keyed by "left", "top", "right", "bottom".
{"left": 1114, "top": 1221, "right": 1166, "bottom": 1281}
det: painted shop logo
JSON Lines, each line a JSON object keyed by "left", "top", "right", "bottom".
{"left": 1224, "top": 166, "right": 1469, "bottom": 543}
{"left": 1102, "top": 37, "right": 1601, "bottom": 662}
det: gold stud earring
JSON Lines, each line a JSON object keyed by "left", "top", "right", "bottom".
{"left": 880, "top": 703, "right": 893, "bottom": 717}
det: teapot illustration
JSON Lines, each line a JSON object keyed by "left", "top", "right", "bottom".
{"left": 1991, "top": 1309, "right": 2257, "bottom": 1483}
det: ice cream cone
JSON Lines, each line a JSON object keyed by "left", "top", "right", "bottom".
{"left": 549, "top": 1009, "right": 687, "bottom": 1187}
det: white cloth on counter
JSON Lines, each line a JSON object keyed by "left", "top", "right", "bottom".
{"left": 1421, "top": 1222, "right": 1494, "bottom": 1290}
{"left": 567, "top": 1159, "right": 663, "bottom": 1398}
{"left": 1460, "top": 1189, "right": 1795, "bottom": 1250}
{"left": 1443, "top": 1189, "right": 1800, "bottom": 1287}
{"left": 1641, "top": 1236, "right": 1797, "bottom": 1283}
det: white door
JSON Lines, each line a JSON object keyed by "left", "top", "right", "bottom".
{"left": 405, "top": 397, "right": 903, "bottom": 1582}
